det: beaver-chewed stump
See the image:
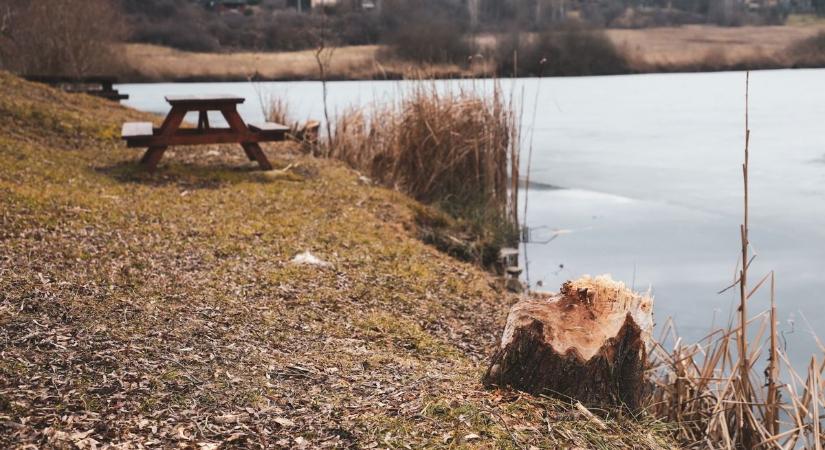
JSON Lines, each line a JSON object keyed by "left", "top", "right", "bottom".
{"left": 483, "top": 275, "right": 653, "bottom": 410}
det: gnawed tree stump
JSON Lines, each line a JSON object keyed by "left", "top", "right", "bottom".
{"left": 483, "top": 275, "right": 653, "bottom": 410}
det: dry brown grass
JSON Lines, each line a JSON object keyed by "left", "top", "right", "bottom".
{"left": 121, "top": 43, "right": 483, "bottom": 82}
{"left": 264, "top": 97, "right": 290, "bottom": 126}
{"left": 121, "top": 43, "right": 383, "bottom": 81}
{"left": 649, "top": 312, "right": 825, "bottom": 448}
{"left": 611, "top": 23, "right": 825, "bottom": 71}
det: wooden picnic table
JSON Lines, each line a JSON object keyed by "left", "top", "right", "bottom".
{"left": 121, "top": 94, "right": 288, "bottom": 171}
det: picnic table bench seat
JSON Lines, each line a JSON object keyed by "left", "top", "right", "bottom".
{"left": 120, "top": 121, "right": 289, "bottom": 147}
{"left": 248, "top": 122, "right": 290, "bottom": 138}
{"left": 121, "top": 122, "right": 154, "bottom": 139}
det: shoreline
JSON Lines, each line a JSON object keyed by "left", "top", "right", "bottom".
{"left": 116, "top": 62, "right": 825, "bottom": 84}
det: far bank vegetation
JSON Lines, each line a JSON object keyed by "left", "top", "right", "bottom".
{"left": 6, "top": 0, "right": 825, "bottom": 79}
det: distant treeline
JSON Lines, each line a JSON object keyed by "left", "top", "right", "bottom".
{"left": 120, "top": 0, "right": 820, "bottom": 54}
{"left": 3, "top": 0, "right": 825, "bottom": 78}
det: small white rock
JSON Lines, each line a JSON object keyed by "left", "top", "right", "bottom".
{"left": 275, "top": 417, "right": 295, "bottom": 427}
{"left": 291, "top": 250, "right": 332, "bottom": 268}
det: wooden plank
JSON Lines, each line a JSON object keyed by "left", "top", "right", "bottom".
{"left": 92, "top": 91, "right": 129, "bottom": 101}
{"left": 248, "top": 122, "right": 289, "bottom": 132}
{"left": 165, "top": 94, "right": 245, "bottom": 107}
{"left": 124, "top": 129, "right": 285, "bottom": 147}
{"left": 220, "top": 106, "right": 273, "bottom": 170}
{"left": 197, "top": 111, "right": 210, "bottom": 130}
{"left": 248, "top": 122, "right": 288, "bottom": 141}
{"left": 140, "top": 146, "right": 168, "bottom": 171}
{"left": 243, "top": 143, "right": 273, "bottom": 170}
{"left": 121, "top": 122, "right": 154, "bottom": 139}
{"left": 138, "top": 106, "right": 187, "bottom": 169}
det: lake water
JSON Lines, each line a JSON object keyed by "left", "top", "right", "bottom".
{"left": 119, "top": 69, "right": 825, "bottom": 366}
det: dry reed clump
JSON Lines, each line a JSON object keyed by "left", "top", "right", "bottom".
{"left": 325, "top": 84, "right": 520, "bottom": 262}
{"left": 648, "top": 311, "right": 825, "bottom": 449}
{"left": 265, "top": 97, "right": 297, "bottom": 131}
{"left": 258, "top": 96, "right": 320, "bottom": 152}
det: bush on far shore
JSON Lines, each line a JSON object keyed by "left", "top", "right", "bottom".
{"left": 787, "top": 31, "right": 825, "bottom": 67}
{"left": 378, "top": 0, "right": 473, "bottom": 65}
{"left": 495, "top": 23, "right": 630, "bottom": 77}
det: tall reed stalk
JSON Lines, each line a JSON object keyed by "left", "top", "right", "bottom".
{"left": 738, "top": 71, "right": 754, "bottom": 449}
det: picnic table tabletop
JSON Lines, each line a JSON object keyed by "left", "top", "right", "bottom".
{"left": 164, "top": 94, "right": 245, "bottom": 107}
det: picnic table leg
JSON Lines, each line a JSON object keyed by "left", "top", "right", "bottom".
{"left": 242, "top": 143, "right": 273, "bottom": 170}
{"left": 140, "top": 107, "right": 186, "bottom": 171}
{"left": 140, "top": 146, "right": 168, "bottom": 170}
{"left": 240, "top": 145, "right": 257, "bottom": 162}
{"left": 197, "top": 110, "right": 209, "bottom": 130}
{"left": 220, "top": 106, "right": 273, "bottom": 170}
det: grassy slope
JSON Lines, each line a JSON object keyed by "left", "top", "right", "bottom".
{"left": 0, "top": 73, "right": 675, "bottom": 448}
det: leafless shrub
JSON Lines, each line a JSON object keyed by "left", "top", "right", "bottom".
{"left": 0, "top": 0, "right": 126, "bottom": 77}
{"left": 787, "top": 32, "right": 825, "bottom": 67}
{"left": 496, "top": 23, "right": 630, "bottom": 77}
{"left": 379, "top": 0, "right": 473, "bottom": 65}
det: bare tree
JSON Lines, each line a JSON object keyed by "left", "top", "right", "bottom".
{"left": 0, "top": 0, "right": 126, "bottom": 77}
{"left": 311, "top": 8, "right": 336, "bottom": 157}
{"left": 0, "top": 1, "right": 16, "bottom": 69}
{"left": 0, "top": 2, "right": 12, "bottom": 38}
